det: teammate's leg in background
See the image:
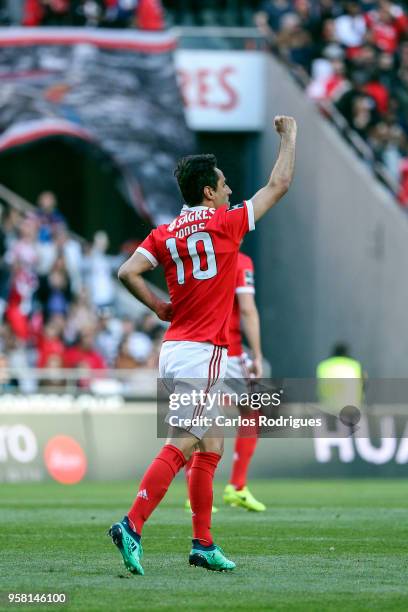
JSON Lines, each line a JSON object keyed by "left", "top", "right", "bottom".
{"left": 224, "top": 409, "right": 266, "bottom": 512}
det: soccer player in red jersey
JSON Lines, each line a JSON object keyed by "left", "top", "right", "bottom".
{"left": 184, "top": 251, "right": 266, "bottom": 512}
{"left": 109, "top": 115, "right": 297, "bottom": 574}
{"left": 222, "top": 251, "right": 266, "bottom": 511}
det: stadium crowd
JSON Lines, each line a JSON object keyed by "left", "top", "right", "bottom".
{"left": 254, "top": 0, "right": 408, "bottom": 205}
{"left": 0, "top": 0, "right": 406, "bottom": 202}
{"left": 0, "top": 0, "right": 166, "bottom": 29}
{"left": 1, "top": 1, "right": 406, "bottom": 204}
{"left": 0, "top": 193, "right": 164, "bottom": 391}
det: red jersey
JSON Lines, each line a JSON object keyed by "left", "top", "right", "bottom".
{"left": 228, "top": 252, "right": 255, "bottom": 357}
{"left": 365, "top": 7, "right": 408, "bottom": 54}
{"left": 136, "top": 200, "right": 255, "bottom": 347}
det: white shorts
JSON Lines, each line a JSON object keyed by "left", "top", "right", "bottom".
{"left": 159, "top": 340, "right": 228, "bottom": 439}
{"left": 224, "top": 354, "right": 252, "bottom": 397}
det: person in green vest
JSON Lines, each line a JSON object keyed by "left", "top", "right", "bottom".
{"left": 316, "top": 343, "right": 364, "bottom": 417}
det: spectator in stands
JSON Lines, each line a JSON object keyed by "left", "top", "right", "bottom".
{"left": 95, "top": 307, "right": 123, "bottom": 367}
{"left": 1, "top": 207, "right": 23, "bottom": 251}
{"left": 53, "top": 224, "right": 83, "bottom": 295}
{"left": 395, "top": 65, "right": 408, "bottom": 132}
{"left": 367, "top": 120, "right": 392, "bottom": 161}
{"left": 316, "top": 0, "right": 343, "bottom": 25}
{"left": 5, "top": 215, "right": 39, "bottom": 340}
{"left": 23, "top": 0, "right": 72, "bottom": 26}
{"left": 104, "top": 0, "right": 138, "bottom": 27}
{"left": 377, "top": 50, "right": 397, "bottom": 92}
{"left": 335, "top": 71, "right": 379, "bottom": 134}
{"left": 255, "top": 0, "right": 408, "bottom": 207}
{"left": 334, "top": 0, "right": 367, "bottom": 49}
{"left": 63, "top": 327, "right": 107, "bottom": 370}
{"left": 6, "top": 214, "right": 39, "bottom": 276}
{"left": 35, "top": 191, "right": 65, "bottom": 243}
{"left": 37, "top": 319, "right": 65, "bottom": 368}
{"left": 64, "top": 288, "right": 97, "bottom": 344}
{"left": 315, "top": 18, "right": 342, "bottom": 56}
{"left": 50, "top": 313, "right": 67, "bottom": 345}
{"left": 115, "top": 337, "right": 141, "bottom": 369}
{"left": 114, "top": 329, "right": 155, "bottom": 368}
{"left": 136, "top": 0, "right": 165, "bottom": 29}
{"left": 72, "top": 0, "right": 105, "bottom": 26}
{"left": 308, "top": 53, "right": 347, "bottom": 101}
{"left": 39, "top": 353, "right": 66, "bottom": 390}
{"left": 36, "top": 259, "right": 72, "bottom": 320}
{"left": 113, "top": 314, "right": 155, "bottom": 367}
{"left": 365, "top": 0, "right": 408, "bottom": 54}
{"left": 276, "top": 13, "right": 315, "bottom": 73}
{"left": 368, "top": 121, "right": 406, "bottom": 182}
{"left": 382, "top": 124, "right": 407, "bottom": 181}
{"left": 0, "top": 191, "right": 165, "bottom": 378}
{"left": 1, "top": 206, "right": 21, "bottom": 253}
{"left": 1, "top": 322, "right": 37, "bottom": 392}
{"left": 82, "top": 231, "right": 123, "bottom": 311}
{"left": 126, "top": 329, "right": 153, "bottom": 365}
{"left": 350, "top": 94, "right": 379, "bottom": 138}
{"left": 22, "top": 0, "right": 165, "bottom": 28}
{"left": 255, "top": 0, "right": 293, "bottom": 35}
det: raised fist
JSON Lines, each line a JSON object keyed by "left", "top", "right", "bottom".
{"left": 274, "top": 115, "right": 297, "bottom": 136}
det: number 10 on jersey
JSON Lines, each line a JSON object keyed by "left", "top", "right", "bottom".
{"left": 166, "top": 232, "right": 217, "bottom": 285}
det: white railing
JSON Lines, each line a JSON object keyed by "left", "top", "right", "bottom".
{"left": 0, "top": 367, "right": 158, "bottom": 397}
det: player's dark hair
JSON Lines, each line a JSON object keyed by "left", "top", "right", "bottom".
{"left": 174, "top": 154, "right": 218, "bottom": 206}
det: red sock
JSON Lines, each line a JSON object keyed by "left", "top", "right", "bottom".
{"left": 128, "top": 444, "right": 186, "bottom": 534}
{"left": 230, "top": 436, "right": 258, "bottom": 490}
{"left": 189, "top": 452, "right": 221, "bottom": 546}
{"left": 184, "top": 455, "right": 194, "bottom": 489}
{"left": 230, "top": 412, "right": 259, "bottom": 490}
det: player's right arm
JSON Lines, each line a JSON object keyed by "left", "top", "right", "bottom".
{"left": 251, "top": 115, "right": 297, "bottom": 222}
{"left": 118, "top": 246, "right": 173, "bottom": 322}
{"left": 238, "top": 292, "right": 263, "bottom": 378}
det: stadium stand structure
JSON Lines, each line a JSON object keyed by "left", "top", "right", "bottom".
{"left": 253, "top": 0, "right": 408, "bottom": 208}
{"left": 256, "top": 51, "right": 408, "bottom": 378}
{"left": 168, "top": 0, "right": 408, "bottom": 207}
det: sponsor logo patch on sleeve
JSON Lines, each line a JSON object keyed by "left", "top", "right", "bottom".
{"left": 227, "top": 201, "right": 244, "bottom": 211}
{"left": 244, "top": 269, "right": 254, "bottom": 286}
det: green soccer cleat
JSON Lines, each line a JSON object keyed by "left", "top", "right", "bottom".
{"left": 108, "top": 516, "right": 144, "bottom": 576}
{"left": 223, "top": 484, "right": 266, "bottom": 512}
{"left": 184, "top": 499, "right": 218, "bottom": 513}
{"left": 189, "top": 541, "right": 236, "bottom": 572}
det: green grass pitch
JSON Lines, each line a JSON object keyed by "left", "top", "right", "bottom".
{"left": 1, "top": 479, "right": 407, "bottom": 611}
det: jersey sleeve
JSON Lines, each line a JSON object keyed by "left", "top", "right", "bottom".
{"left": 218, "top": 199, "right": 255, "bottom": 243}
{"left": 236, "top": 257, "right": 255, "bottom": 295}
{"left": 135, "top": 230, "right": 160, "bottom": 268}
